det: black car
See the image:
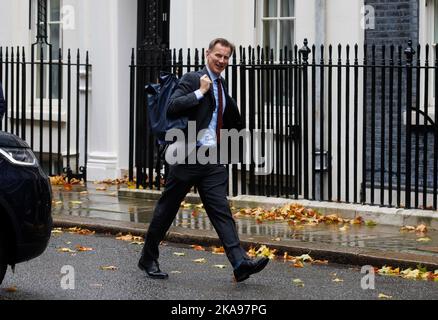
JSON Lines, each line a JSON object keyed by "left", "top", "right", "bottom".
{"left": 0, "top": 131, "right": 52, "bottom": 285}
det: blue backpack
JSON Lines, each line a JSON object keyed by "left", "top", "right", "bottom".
{"left": 145, "top": 72, "right": 188, "bottom": 144}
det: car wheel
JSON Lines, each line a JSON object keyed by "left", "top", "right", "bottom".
{"left": 0, "top": 233, "right": 7, "bottom": 285}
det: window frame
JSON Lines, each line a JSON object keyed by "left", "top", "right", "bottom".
{"left": 256, "top": 0, "right": 296, "bottom": 62}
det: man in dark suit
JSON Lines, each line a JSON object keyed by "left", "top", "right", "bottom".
{"left": 139, "top": 38, "right": 269, "bottom": 282}
{"left": 0, "top": 83, "right": 5, "bottom": 124}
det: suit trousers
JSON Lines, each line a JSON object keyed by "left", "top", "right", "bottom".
{"left": 141, "top": 163, "right": 248, "bottom": 269}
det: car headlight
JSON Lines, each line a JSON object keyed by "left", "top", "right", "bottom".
{"left": 0, "top": 147, "right": 37, "bottom": 166}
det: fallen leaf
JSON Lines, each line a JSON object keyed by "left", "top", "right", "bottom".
{"left": 193, "top": 258, "right": 207, "bottom": 264}
{"left": 378, "top": 293, "right": 393, "bottom": 300}
{"left": 296, "top": 254, "right": 313, "bottom": 263}
{"left": 401, "top": 226, "right": 416, "bottom": 232}
{"left": 4, "top": 286, "right": 17, "bottom": 293}
{"left": 292, "top": 279, "right": 305, "bottom": 287}
{"left": 173, "top": 252, "right": 186, "bottom": 257}
{"left": 96, "top": 186, "right": 107, "bottom": 191}
{"left": 75, "top": 245, "right": 93, "bottom": 252}
{"left": 51, "top": 228, "right": 63, "bottom": 234}
{"left": 332, "top": 278, "right": 344, "bottom": 283}
{"left": 416, "top": 224, "right": 428, "bottom": 233}
{"left": 339, "top": 225, "right": 349, "bottom": 232}
{"left": 171, "top": 271, "right": 182, "bottom": 274}
{"left": 293, "top": 261, "right": 304, "bottom": 268}
{"left": 130, "top": 241, "right": 145, "bottom": 245}
{"left": 213, "top": 265, "right": 227, "bottom": 269}
{"left": 212, "top": 247, "right": 225, "bottom": 255}
{"left": 100, "top": 266, "right": 118, "bottom": 271}
{"left": 80, "top": 191, "right": 89, "bottom": 195}
{"left": 417, "top": 237, "right": 431, "bottom": 242}
{"left": 191, "top": 245, "right": 205, "bottom": 251}
{"left": 57, "top": 247, "right": 76, "bottom": 253}
{"left": 312, "top": 259, "right": 329, "bottom": 265}
{"left": 365, "top": 220, "right": 377, "bottom": 227}
{"left": 70, "top": 201, "right": 82, "bottom": 205}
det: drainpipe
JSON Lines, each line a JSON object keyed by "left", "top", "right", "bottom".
{"left": 315, "top": 0, "right": 326, "bottom": 200}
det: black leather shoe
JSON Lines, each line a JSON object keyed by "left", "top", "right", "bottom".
{"left": 138, "top": 259, "right": 169, "bottom": 279}
{"left": 233, "top": 257, "right": 269, "bottom": 282}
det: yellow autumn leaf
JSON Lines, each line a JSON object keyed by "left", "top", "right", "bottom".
{"left": 417, "top": 237, "right": 431, "bottom": 242}
{"left": 193, "top": 258, "right": 207, "bottom": 264}
{"left": 332, "top": 278, "right": 344, "bottom": 283}
{"left": 57, "top": 247, "right": 76, "bottom": 253}
{"left": 70, "top": 201, "right": 82, "bottom": 205}
{"left": 378, "top": 293, "right": 393, "bottom": 300}
{"left": 293, "top": 261, "right": 304, "bottom": 268}
{"left": 51, "top": 228, "right": 63, "bottom": 234}
{"left": 173, "top": 252, "right": 186, "bottom": 256}
{"left": 100, "top": 266, "right": 118, "bottom": 271}
{"left": 365, "top": 220, "right": 377, "bottom": 227}
{"left": 292, "top": 279, "right": 305, "bottom": 287}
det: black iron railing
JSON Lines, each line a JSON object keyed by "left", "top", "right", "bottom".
{"left": 0, "top": 46, "right": 91, "bottom": 181}
{"left": 129, "top": 40, "right": 438, "bottom": 211}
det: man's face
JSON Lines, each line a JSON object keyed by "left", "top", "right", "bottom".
{"left": 206, "top": 43, "right": 232, "bottom": 76}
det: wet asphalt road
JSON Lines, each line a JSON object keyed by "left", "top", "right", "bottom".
{"left": 1, "top": 231, "right": 438, "bottom": 301}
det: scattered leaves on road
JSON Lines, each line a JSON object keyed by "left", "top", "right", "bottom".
{"left": 233, "top": 203, "right": 377, "bottom": 228}
{"left": 65, "top": 227, "right": 95, "bottom": 236}
{"left": 377, "top": 265, "right": 438, "bottom": 282}
{"left": 400, "top": 224, "right": 428, "bottom": 234}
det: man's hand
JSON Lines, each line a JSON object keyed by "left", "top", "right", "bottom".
{"left": 199, "top": 75, "right": 212, "bottom": 95}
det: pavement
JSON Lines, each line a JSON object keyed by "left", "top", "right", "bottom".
{"left": 51, "top": 183, "right": 438, "bottom": 271}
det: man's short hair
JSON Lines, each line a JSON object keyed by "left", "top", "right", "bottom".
{"left": 208, "top": 38, "right": 235, "bottom": 56}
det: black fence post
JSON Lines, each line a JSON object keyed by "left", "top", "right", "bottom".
{"left": 299, "top": 39, "right": 311, "bottom": 199}
{"left": 404, "top": 40, "right": 415, "bottom": 209}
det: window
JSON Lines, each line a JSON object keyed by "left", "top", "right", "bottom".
{"left": 35, "top": 0, "right": 63, "bottom": 100}
{"left": 260, "top": 0, "right": 295, "bottom": 61}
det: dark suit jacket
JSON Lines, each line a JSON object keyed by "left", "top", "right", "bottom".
{"left": 0, "top": 83, "right": 5, "bottom": 121}
{"left": 167, "top": 67, "right": 243, "bottom": 136}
